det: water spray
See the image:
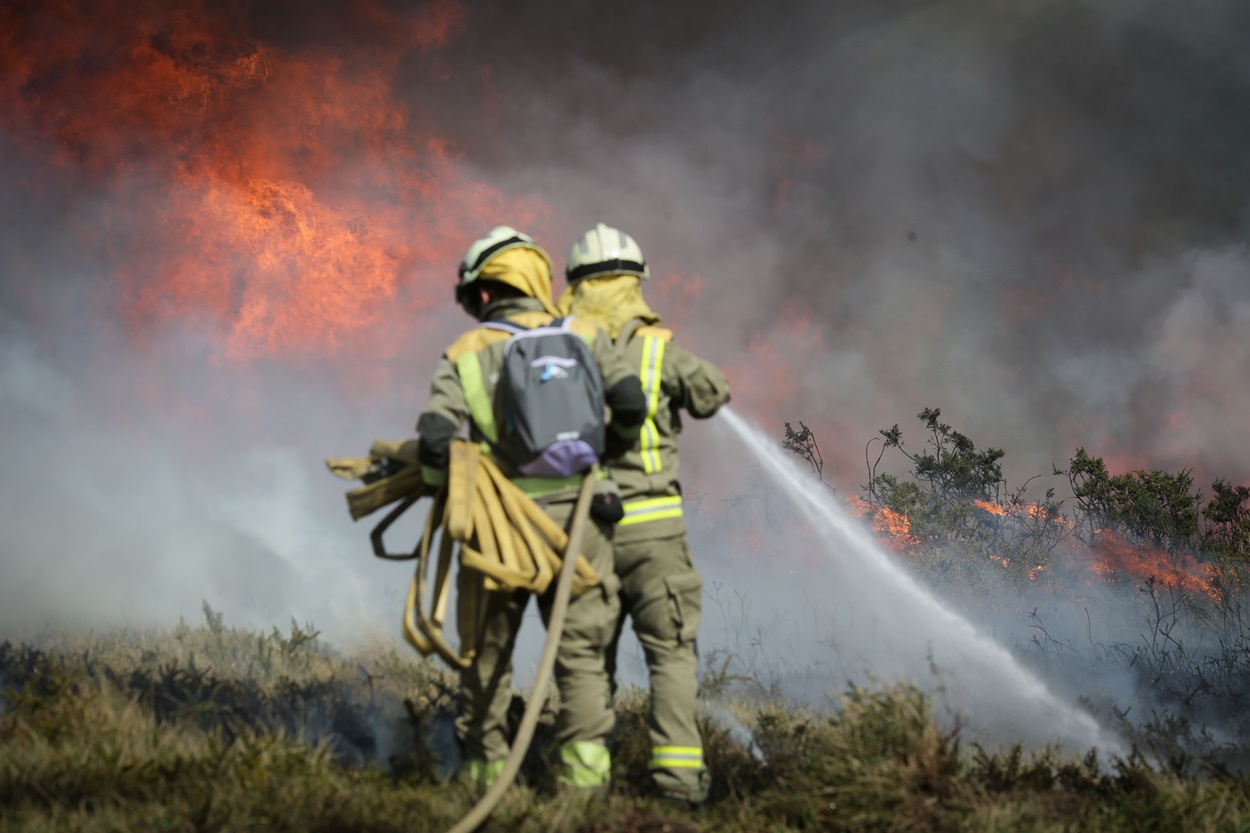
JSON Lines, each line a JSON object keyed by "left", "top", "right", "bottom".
{"left": 718, "top": 407, "right": 1126, "bottom": 758}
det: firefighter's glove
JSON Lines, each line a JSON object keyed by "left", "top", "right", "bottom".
{"left": 604, "top": 427, "right": 639, "bottom": 460}
{"left": 590, "top": 477, "right": 625, "bottom": 524}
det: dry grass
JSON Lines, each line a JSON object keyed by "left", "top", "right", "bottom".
{"left": 3, "top": 610, "right": 1250, "bottom": 832}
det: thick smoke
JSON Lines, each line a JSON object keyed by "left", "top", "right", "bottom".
{"left": 2, "top": 1, "right": 1249, "bottom": 747}
{"left": 409, "top": 0, "right": 1250, "bottom": 486}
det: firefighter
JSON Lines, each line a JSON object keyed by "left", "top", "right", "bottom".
{"left": 416, "top": 226, "right": 647, "bottom": 790}
{"left": 559, "top": 223, "right": 731, "bottom": 807}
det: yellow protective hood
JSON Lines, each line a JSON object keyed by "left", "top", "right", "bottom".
{"left": 556, "top": 274, "right": 661, "bottom": 339}
{"left": 477, "top": 247, "right": 560, "bottom": 317}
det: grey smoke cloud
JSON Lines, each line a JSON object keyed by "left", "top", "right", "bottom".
{"left": 2, "top": 0, "right": 1248, "bottom": 702}
{"left": 417, "top": 0, "right": 1250, "bottom": 488}
{"left": 0, "top": 319, "right": 403, "bottom": 637}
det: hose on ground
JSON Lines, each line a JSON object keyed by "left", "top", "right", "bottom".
{"left": 445, "top": 464, "right": 597, "bottom": 833}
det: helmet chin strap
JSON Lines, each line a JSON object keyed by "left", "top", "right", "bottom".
{"left": 454, "top": 281, "right": 479, "bottom": 318}
{"left": 454, "top": 284, "right": 483, "bottom": 319}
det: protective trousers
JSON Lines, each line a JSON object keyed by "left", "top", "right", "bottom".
{"left": 607, "top": 533, "right": 708, "bottom": 804}
{"left": 455, "top": 500, "right": 619, "bottom": 788}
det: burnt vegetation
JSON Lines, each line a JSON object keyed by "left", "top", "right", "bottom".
{"left": 785, "top": 408, "right": 1250, "bottom": 780}
{"left": 4, "top": 612, "right": 1250, "bottom": 832}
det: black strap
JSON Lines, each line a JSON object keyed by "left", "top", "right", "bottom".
{"left": 460, "top": 235, "right": 528, "bottom": 279}
{"left": 566, "top": 259, "right": 646, "bottom": 283}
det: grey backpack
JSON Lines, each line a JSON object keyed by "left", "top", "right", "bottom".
{"left": 481, "top": 316, "right": 605, "bottom": 477}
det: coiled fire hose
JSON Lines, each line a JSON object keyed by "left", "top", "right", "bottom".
{"left": 328, "top": 438, "right": 601, "bottom": 831}
{"left": 445, "top": 463, "right": 597, "bottom": 833}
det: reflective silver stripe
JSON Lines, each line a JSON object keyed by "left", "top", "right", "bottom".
{"left": 624, "top": 505, "right": 678, "bottom": 519}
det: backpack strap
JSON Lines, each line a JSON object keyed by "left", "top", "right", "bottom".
{"left": 614, "top": 317, "right": 646, "bottom": 347}
{"left": 479, "top": 320, "right": 529, "bottom": 335}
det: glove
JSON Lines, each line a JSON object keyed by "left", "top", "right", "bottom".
{"left": 603, "top": 428, "right": 639, "bottom": 460}
{"left": 589, "top": 477, "right": 625, "bottom": 524}
{"left": 590, "top": 492, "right": 625, "bottom": 524}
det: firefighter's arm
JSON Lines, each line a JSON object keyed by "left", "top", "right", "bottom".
{"left": 664, "top": 342, "right": 730, "bottom": 419}
{"left": 590, "top": 330, "right": 647, "bottom": 435}
{"left": 415, "top": 354, "right": 469, "bottom": 488}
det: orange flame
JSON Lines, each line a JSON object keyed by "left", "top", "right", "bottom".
{"left": 844, "top": 496, "right": 872, "bottom": 519}
{"left": 1084, "top": 529, "right": 1218, "bottom": 599}
{"left": 1, "top": 0, "right": 541, "bottom": 372}
{"left": 973, "top": 499, "right": 1009, "bottom": 517}
{"left": 845, "top": 496, "right": 920, "bottom": 553}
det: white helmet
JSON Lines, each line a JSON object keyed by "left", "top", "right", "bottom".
{"left": 457, "top": 225, "right": 552, "bottom": 286}
{"left": 566, "top": 222, "right": 649, "bottom": 283}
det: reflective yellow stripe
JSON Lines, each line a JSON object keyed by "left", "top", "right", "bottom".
{"left": 649, "top": 745, "right": 704, "bottom": 769}
{"left": 420, "top": 464, "right": 447, "bottom": 487}
{"left": 558, "top": 741, "right": 612, "bottom": 787}
{"left": 464, "top": 759, "right": 507, "bottom": 785}
{"left": 455, "top": 352, "right": 497, "bottom": 444}
{"left": 619, "top": 495, "right": 683, "bottom": 526}
{"left": 639, "top": 336, "right": 666, "bottom": 474}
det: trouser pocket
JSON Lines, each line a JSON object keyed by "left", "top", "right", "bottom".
{"left": 662, "top": 570, "right": 702, "bottom": 645}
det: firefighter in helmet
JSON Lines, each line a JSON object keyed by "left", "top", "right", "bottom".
{"left": 416, "top": 226, "right": 647, "bottom": 790}
{"left": 559, "top": 223, "right": 731, "bottom": 806}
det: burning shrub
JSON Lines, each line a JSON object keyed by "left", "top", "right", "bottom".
{"left": 778, "top": 409, "right": 1250, "bottom": 776}
{"left": 784, "top": 406, "right": 1248, "bottom": 597}
{"left": 1060, "top": 448, "right": 1202, "bottom": 555}
{"left": 866, "top": 408, "right": 1009, "bottom": 544}
{"left": 847, "top": 408, "right": 1065, "bottom": 587}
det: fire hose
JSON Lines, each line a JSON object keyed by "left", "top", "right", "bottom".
{"left": 329, "top": 439, "right": 601, "bottom": 831}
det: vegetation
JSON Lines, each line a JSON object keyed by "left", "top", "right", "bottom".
{"left": 782, "top": 408, "right": 1250, "bottom": 777}
{"left": 4, "top": 409, "right": 1250, "bottom": 831}
{"left": 4, "top": 611, "right": 1250, "bottom": 832}
{"left": 788, "top": 407, "right": 1250, "bottom": 602}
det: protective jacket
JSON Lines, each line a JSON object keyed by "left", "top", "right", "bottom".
{"left": 557, "top": 275, "right": 729, "bottom": 538}
{"left": 416, "top": 296, "right": 646, "bottom": 501}
{"left": 609, "top": 322, "right": 729, "bottom": 542}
